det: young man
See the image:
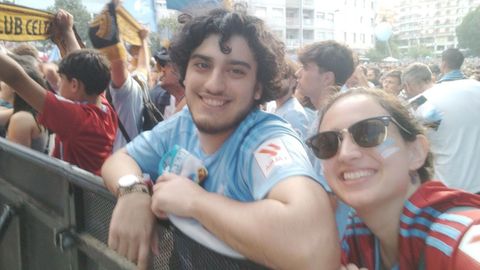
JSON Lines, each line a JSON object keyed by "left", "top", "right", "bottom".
{"left": 102, "top": 8, "right": 338, "bottom": 270}
{"left": 381, "top": 69, "right": 403, "bottom": 96}
{"left": 295, "top": 40, "right": 356, "bottom": 241}
{"left": 295, "top": 40, "right": 355, "bottom": 111}
{"left": 89, "top": 1, "right": 152, "bottom": 150}
{"left": 0, "top": 11, "right": 117, "bottom": 175}
{"left": 437, "top": 47, "right": 467, "bottom": 83}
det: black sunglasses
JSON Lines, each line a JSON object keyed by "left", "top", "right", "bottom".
{"left": 306, "top": 116, "right": 412, "bottom": 160}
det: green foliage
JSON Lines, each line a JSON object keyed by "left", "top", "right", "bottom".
{"left": 457, "top": 6, "right": 480, "bottom": 56}
{"left": 158, "top": 16, "right": 180, "bottom": 33}
{"left": 149, "top": 15, "right": 181, "bottom": 52}
{"left": 365, "top": 37, "right": 400, "bottom": 62}
{"left": 405, "top": 45, "right": 432, "bottom": 59}
{"left": 47, "top": 0, "right": 92, "bottom": 46}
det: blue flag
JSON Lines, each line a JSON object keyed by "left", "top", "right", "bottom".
{"left": 122, "top": 0, "right": 158, "bottom": 32}
{"left": 166, "top": 0, "right": 228, "bottom": 12}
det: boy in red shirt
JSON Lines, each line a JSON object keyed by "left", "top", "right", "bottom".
{"left": 0, "top": 11, "right": 117, "bottom": 175}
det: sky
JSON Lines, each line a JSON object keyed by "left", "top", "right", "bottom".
{"left": 15, "top": 0, "right": 396, "bottom": 12}
{"left": 14, "top": 0, "right": 107, "bottom": 13}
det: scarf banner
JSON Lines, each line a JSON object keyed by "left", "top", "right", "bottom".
{"left": 89, "top": 3, "right": 143, "bottom": 47}
{"left": 0, "top": 3, "right": 53, "bottom": 41}
{"left": 116, "top": 5, "right": 143, "bottom": 46}
{"left": 0, "top": 3, "right": 85, "bottom": 57}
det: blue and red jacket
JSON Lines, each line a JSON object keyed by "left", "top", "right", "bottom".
{"left": 341, "top": 181, "right": 480, "bottom": 270}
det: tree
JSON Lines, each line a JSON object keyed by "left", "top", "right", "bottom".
{"left": 149, "top": 14, "right": 181, "bottom": 52}
{"left": 457, "top": 6, "right": 480, "bottom": 56}
{"left": 365, "top": 37, "right": 400, "bottom": 62}
{"left": 405, "top": 45, "right": 432, "bottom": 59}
{"left": 47, "top": 0, "right": 92, "bottom": 46}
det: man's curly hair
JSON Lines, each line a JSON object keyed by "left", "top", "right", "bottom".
{"left": 169, "top": 8, "right": 286, "bottom": 106}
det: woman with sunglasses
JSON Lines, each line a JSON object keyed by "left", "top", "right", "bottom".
{"left": 307, "top": 88, "right": 480, "bottom": 270}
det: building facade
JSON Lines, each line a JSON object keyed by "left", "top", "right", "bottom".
{"left": 236, "top": 0, "right": 376, "bottom": 54}
{"left": 394, "top": 0, "right": 480, "bottom": 55}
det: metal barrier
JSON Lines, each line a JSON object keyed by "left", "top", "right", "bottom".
{"left": 0, "top": 138, "right": 269, "bottom": 270}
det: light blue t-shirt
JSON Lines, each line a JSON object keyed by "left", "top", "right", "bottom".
{"left": 109, "top": 73, "right": 145, "bottom": 151}
{"left": 274, "top": 97, "right": 311, "bottom": 140}
{"left": 126, "top": 107, "right": 324, "bottom": 201}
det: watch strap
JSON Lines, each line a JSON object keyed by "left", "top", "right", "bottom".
{"left": 117, "top": 182, "right": 150, "bottom": 197}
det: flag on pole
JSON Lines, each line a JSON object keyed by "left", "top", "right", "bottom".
{"left": 166, "top": 0, "right": 232, "bottom": 13}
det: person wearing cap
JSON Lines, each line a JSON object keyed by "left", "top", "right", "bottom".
{"left": 148, "top": 48, "right": 171, "bottom": 117}
{"left": 153, "top": 47, "right": 186, "bottom": 118}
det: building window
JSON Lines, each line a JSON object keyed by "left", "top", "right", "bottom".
{"left": 303, "top": 9, "right": 314, "bottom": 26}
{"left": 304, "top": 30, "right": 314, "bottom": 41}
{"left": 353, "top": 33, "right": 357, "bottom": 43}
{"left": 286, "top": 8, "right": 300, "bottom": 25}
{"left": 287, "top": 29, "right": 299, "bottom": 39}
{"left": 316, "top": 30, "right": 326, "bottom": 40}
{"left": 316, "top": 11, "right": 325, "bottom": 20}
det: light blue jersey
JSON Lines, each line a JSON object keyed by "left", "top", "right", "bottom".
{"left": 127, "top": 107, "right": 323, "bottom": 201}
{"left": 274, "top": 97, "right": 311, "bottom": 140}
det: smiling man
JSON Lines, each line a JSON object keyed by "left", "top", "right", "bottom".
{"left": 102, "top": 8, "right": 339, "bottom": 270}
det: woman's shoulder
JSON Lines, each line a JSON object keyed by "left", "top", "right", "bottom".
{"left": 10, "top": 111, "right": 36, "bottom": 125}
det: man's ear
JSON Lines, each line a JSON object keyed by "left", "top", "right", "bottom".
{"left": 72, "top": 78, "right": 86, "bottom": 94}
{"left": 408, "top": 134, "right": 429, "bottom": 171}
{"left": 254, "top": 82, "right": 262, "bottom": 100}
{"left": 323, "top": 71, "right": 335, "bottom": 87}
{"left": 70, "top": 78, "right": 79, "bottom": 93}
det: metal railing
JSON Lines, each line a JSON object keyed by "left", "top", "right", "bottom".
{"left": 0, "top": 138, "right": 268, "bottom": 270}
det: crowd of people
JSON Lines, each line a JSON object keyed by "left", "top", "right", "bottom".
{"left": 0, "top": 3, "right": 479, "bottom": 270}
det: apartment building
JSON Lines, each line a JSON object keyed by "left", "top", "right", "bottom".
{"left": 394, "top": 0, "right": 480, "bottom": 54}
{"left": 237, "top": 0, "right": 376, "bottom": 53}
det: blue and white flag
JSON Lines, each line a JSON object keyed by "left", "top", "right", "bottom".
{"left": 122, "top": 0, "right": 158, "bottom": 32}
{"left": 166, "top": 0, "right": 231, "bottom": 12}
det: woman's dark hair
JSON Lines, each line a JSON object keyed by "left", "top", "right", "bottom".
{"left": 319, "top": 88, "right": 434, "bottom": 182}
{"left": 169, "top": 8, "right": 286, "bottom": 106}
{"left": 5, "top": 54, "right": 48, "bottom": 129}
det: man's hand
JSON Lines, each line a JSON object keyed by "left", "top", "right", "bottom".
{"left": 109, "top": 192, "right": 157, "bottom": 270}
{"left": 151, "top": 172, "right": 205, "bottom": 218}
{"left": 54, "top": 9, "right": 74, "bottom": 33}
{"left": 51, "top": 9, "right": 81, "bottom": 55}
{"left": 139, "top": 28, "right": 149, "bottom": 41}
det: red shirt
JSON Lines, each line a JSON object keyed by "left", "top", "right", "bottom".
{"left": 342, "top": 181, "right": 480, "bottom": 270}
{"left": 38, "top": 92, "right": 118, "bottom": 175}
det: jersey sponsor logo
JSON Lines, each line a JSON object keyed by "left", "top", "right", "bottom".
{"left": 459, "top": 224, "right": 480, "bottom": 263}
{"left": 254, "top": 138, "right": 292, "bottom": 177}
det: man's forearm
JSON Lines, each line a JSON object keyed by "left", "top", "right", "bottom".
{"left": 0, "top": 54, "right": 47, "bottom": 112}
{"left": 101, "top": 148, "right": 143, "bottom": 194}
{"left": 190, "top": 177, "right": 340, "bottom": 269}
{"left": 62, "top": 29, "right": 81, "bottom": 55}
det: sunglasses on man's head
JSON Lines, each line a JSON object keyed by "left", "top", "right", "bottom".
{"left": 306, "top": 116, "right": 412, "bottom": 160}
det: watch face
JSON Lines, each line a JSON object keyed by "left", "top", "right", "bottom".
{"left": 118, "top": 175, "right": 139, "bottom": 187}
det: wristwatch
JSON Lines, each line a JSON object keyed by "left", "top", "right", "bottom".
{"left": 117, "top": 174, "right": 150, "bottom": 197}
